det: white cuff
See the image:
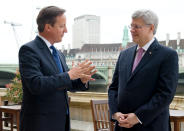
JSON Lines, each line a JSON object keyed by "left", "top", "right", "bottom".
{"left": 136, "top": 116, "right": 142, "bottom": 124}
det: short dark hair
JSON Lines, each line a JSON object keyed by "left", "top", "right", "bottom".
{"left": 36, "top": 6, "right": 66, "bottom": 32}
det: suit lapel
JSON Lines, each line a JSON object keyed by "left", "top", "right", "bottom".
{"left": 126, "top": 45, "right": 137, "bottom": 80}
{"left": 35, "top": 36, "right": 59, "bottom": 73}
{"left": 128, "top": 39, "right": 159, "bottom": 82}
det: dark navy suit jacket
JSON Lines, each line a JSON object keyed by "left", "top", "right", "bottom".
{"left": 19, "top": 36, "right": 87, "bottom": 131}
{"left": 108, "top": 39, "right": 178, "bottom": 131}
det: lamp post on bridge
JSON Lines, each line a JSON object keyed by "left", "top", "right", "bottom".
{"left": 4, "top": 20, "right": 22, "bottom": 49}
{"left": 30, "top": 6, "right": 41, "bottom": 40}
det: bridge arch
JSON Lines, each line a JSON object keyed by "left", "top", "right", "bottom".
{"left": 94, "top": 71, "right": 108, "bottom": 82}
{"left": 88, "top": 71, "right": 108, "bottom": 92}
{"left": 0, "top": 71, "right": 15, "bottom": 88}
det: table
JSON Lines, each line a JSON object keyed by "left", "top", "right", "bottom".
{"left": 170, "top": 109, "right": 184, "bottom": 131}
{"left": 0, "top": 105, "right": 21, "bottom": 131}
{"left": 0, "top": 106, "right": 183, "bottom": 131}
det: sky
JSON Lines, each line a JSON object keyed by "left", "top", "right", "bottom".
{"left": 0, "top": 0, "right": 184, "bottom": 64}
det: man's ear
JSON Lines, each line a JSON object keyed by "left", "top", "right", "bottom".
{"left": 45, "top": 24, "right": 52, "bottom": 32}
{"left": 150, "top": 24, "right": 154, "bottom": 33}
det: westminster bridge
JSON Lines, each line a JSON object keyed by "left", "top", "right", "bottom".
{"left": 1, "top": 64, "right": 184, "bottom": 94}
{"left": 0, "top": 64, "right": 115, "bottom": 88}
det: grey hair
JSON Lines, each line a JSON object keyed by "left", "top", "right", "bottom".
{"left": 132, "top": 9, "right": 159, "bottom": 35}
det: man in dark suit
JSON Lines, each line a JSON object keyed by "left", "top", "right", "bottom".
{"left": 19, "top": 6, "right": 96, "bottom": 131}
{"left": 108, "top": 9, "right": 178, "bottom": 131}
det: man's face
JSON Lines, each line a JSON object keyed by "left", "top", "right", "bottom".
{"left": 50, "top": 14, "right": 67, "bottom": 43}
{"left": 130, "top": 18, "right": 153, "bottom": 46}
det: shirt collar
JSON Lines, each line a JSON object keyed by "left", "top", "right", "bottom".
{"left": 38, "top": 35, "right": 52, "bottom": 50}
{"left": 137, "top": 37, "right": 155, "bottom": 51}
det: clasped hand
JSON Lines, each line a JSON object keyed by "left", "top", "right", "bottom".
{"left": 68, "top": 60, "right": 97, "bottom": 83}
{"left": 114, "top": 112, "right": 139, "bottom": 128}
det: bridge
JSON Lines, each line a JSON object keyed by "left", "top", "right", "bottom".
{"left": 0, "top": 64, "right": 18, "bottom": 88}
{"left": 1, "top": 64, "right": 184, "bottom": 92}
{"left": 0, "top": 64, "right": 115, "bottom": 88}
{"left": 0, "top": 64, "right": 18, "bottom": 73}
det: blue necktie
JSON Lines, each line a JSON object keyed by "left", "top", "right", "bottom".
{"left": 50, "top": 45, "right": 63, "bottom": 73}
{"left": 50, "top": 45, "right": 69, "bottom": 114}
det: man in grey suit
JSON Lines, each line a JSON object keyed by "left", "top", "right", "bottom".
{"left": 19, "top": 6, "right": 96, "bottom": 131}
{"left": 108, "top": 9, "right": 178, "bottom": 131}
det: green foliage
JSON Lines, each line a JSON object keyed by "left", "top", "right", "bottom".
{"left": 6, "top": 70, "right": 23, "bottom": 104}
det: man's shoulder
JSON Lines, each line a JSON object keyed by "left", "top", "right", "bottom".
{"left": 157, "top": 42, "right": 177, "bottom": 55}
{"left": 24, "top": 40, "right": 36, "bottom": 47}
{"left": 20, "top": 37, "right": 44, "bottom": 50}
{"left": 120, "top": 45, "right": 136, "bottom": 55}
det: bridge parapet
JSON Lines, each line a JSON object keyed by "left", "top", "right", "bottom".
{"left": 67, "top": 65, "right": 115, "bottom": 85}
{"left": 0, "top": 64, "right": 18, "bottom": 73}
{"left": 1, "top": 64, "right": 183, "bottom": 87}
{"left": 179, "top": 67, "right": 184, "bottom": 73}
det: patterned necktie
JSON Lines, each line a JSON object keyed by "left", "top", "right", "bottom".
{"left": 50, "top": 45, "right": 63, "bottom": 73}
{"left": 132, "top": 47, "right": 144, "bottom": 72}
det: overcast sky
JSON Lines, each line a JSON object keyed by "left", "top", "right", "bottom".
{"left": 0, "top": 0, "right": 184, "bottom": 64}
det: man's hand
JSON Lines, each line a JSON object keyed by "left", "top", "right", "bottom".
{"left": 118, "top": 113, "right": 139, "bottom": 128}
{"left": 68, "top": 63, "right": 89, "bottom": 80}
{"left": 113, "top": 112, "right": 126, "bottom": 123}
{"left": 80, "top": 69, "right": 97, "bottom": 83}
{"left": 68, "top": 60, "right": 97, "bottom": 83}
{"left": 79, "top": 60, "right": 97, "bottom": 83}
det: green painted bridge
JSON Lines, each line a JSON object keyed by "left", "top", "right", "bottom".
{"left": 0, "top": 64, "right": 18, "bottom": 73}
{"left": 0, "top": 64, "right": 18, "bottom": 87}
{"left": 0, "top": 64, "right": 115, "bottom": 88}
{"left": 0, "top": 64, "right": 184, "bottom": 88}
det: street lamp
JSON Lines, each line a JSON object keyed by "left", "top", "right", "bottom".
{"left": 30, "top": 6, "right": 41, "bottom": 40}
{"left": 4, "top": 20, "right": 22, "bottom": 49}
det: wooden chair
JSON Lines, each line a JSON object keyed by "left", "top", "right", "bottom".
{"left": 90, "top": 99, "right": 114, "bottom": 131}
{"left": 68, "top": 97, "right": 71, "bottom": 104}
{"left": 0, "top": 105, "right": 21, "bottom": 131}
{"left": 0, "top": 100, "right": 14, "bottom": 131}
{"left": 1, "top": 114, "right": 14, "bottom": 131}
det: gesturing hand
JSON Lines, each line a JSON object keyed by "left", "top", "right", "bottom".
{"left": 78, "top": 60, "right": 97, "bottom": 83}
{"left": 68, "top": 60, "right": 97, "bottom": 83}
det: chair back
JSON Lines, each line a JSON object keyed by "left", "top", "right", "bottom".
{"left": 90, "top": 99, "right": 114, "bottom": 131}
{"left": 68, "top": 97, "right": 71, "bottom": 104}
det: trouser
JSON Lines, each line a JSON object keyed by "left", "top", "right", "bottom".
{"left": 65, "top": 114, "right": 70, "bottom": 131}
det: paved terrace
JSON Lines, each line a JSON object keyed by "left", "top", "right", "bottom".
{"left": 0, "top": 90, "right": 184, "bottom": 131}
